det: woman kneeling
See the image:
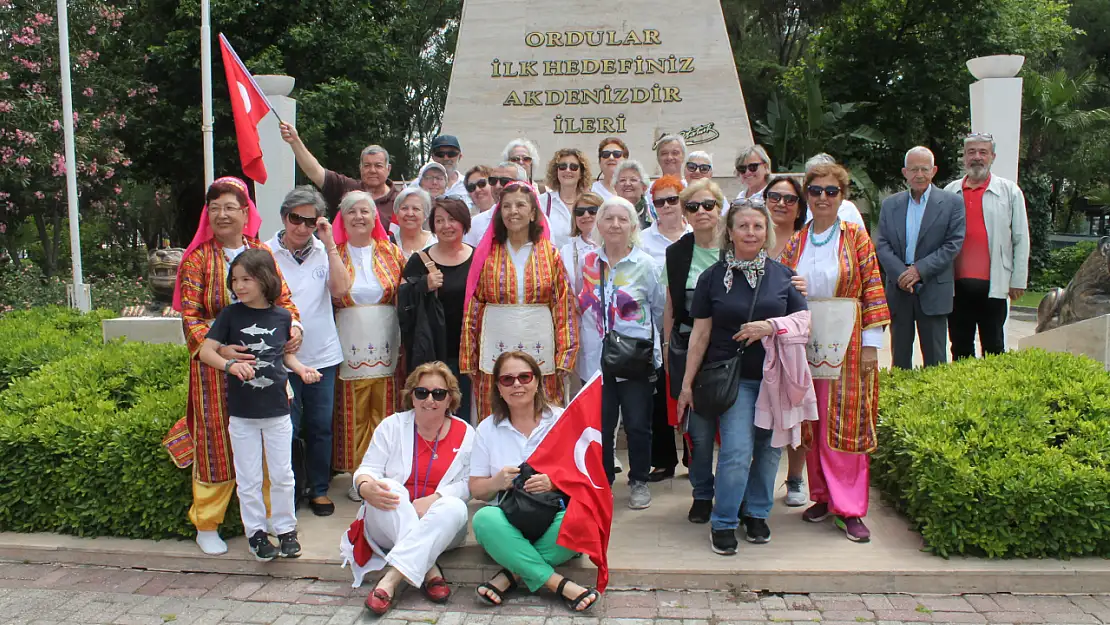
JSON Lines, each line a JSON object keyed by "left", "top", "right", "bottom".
{"left": 468, "top": 351, "right": 600, "bottom": 613}
{"left": 341, "top": 362, "right": 475, "bottom": 616}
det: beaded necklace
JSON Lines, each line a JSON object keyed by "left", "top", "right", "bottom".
{"left": 809, "top": 219, "right": 840, "bottom": 247}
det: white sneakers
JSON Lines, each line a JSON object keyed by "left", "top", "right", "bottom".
{"left": 195, "top": 530, "right": 228, "bottom": 555}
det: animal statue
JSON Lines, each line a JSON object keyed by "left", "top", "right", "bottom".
{"left": 121, "top": 248, "right": 185, "bottom": 317}
{"left": 1036, "top": 237, "right": 1110, "bottom": 332}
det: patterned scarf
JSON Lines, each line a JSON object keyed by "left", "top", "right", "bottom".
{"left": 723, "top": 248, "right": 767, "bottom": 293}
{"left": 277, "top": 230, "right": 314, "bottom": 265}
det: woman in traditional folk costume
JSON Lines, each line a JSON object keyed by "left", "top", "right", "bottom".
{"left": 778, "top": 163, "right": 890, "bottom": 543}
{"left": 461, "top": 181, "right": 578, "bottom": 420}
{"left": 169, "top": 176, "right": 302, "bottom": 556}
{"left": 330, "top": 190, "right": 407, "bottom": 502}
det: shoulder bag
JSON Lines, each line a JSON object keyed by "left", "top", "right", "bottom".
{"left": 690, "top": 271, "right": 763, "bottom": 419}
{"left": 496, "top": 462, "right": 567, "bottom": 542}
{"left": 599, "top": 261, "right": 656, "bottom": 380}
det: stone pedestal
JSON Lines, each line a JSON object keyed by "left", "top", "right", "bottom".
{"left": 254, "top": 75, "right": 297, "bottom": 241}
{"left": 967, "top": 55, "right": 1024, "bottom": 183}
{"left": 1018, "top": 314, "right": 1110, "bottom": 370}
{"left": 102, "top": 317, "right": 185, "bottom": 345}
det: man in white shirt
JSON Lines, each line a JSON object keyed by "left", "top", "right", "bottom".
{"left": 265, "top": 186, "right": 352, "bottom": 517}
{"left": 464, "top": 162, "right": 527, "bottom": 246}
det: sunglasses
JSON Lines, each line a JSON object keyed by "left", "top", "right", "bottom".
{"left": 652, "top": 195, "right": 680, "bottom": 209}
{"left": 807, "top": 185, "right": 842, "bottom": 198}
{"left": 573, "top": 205, "right": 599, "bottom": 216}
{"left": 488, "top": 176, "right": 514, "bottom": 187}
{"left": 686, "top": 162, "right": 712, "bottom": 173}
{"left": 433, "top": 149, "right": 459, "bottom": 159}
{"left": 965, "top": 132, "right": 994, "bottom": 141}
{"left": 465, "top": 178, "right": 488, "bottom": 193}
{"left": 737, "top": 162, "right": 763, "bottom": 173}
{"left": 498, "top": 371, "right": 536, "bottom": 387}
{"left": 286, "top": 213, "right": 318, "bottom": 228}
{"left": 765, "top": 191, "right": 799, "bottom": 206}
{"left": 557, "top": 162, "right": 581, "bottom": 172}
{"left": 412, "top": 387, "right": 449, "bottom": 401}
{"left": 599, "top": 149, "right": 625, "bottom": 159}
{"left": 509, "top": 155, "right": 533, "bottom": 164}
{"left": 684, "top": 199, "right": 720, "bottom": 213}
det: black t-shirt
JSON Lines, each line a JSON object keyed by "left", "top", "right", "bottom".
{"left": 690, "top": 259, "right": 807, "bottom": 380}
{"left": 402, "top": 247, "right": 474, "bottom": 359}
{"left": 206, "top": 303, "right": 292, "bottom": 419}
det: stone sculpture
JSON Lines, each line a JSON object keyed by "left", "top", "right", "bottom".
{"left": 121, "top": 248, "right": 184, "bottom": 317}
{"left": 1036, "top": 236, "right": 1110, "bottom": 332}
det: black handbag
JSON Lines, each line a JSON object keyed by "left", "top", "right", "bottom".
{"left": 598, "top": 263, "right": 656, "bottom": 380}
{"left": 496, "top": 463, "right": 567, "bottom": 542}
{"left": 690, "top": 272, "right": 763, "bottom": 419}
{"left": 667, "top": 327, "right": 689, "bottom": 399}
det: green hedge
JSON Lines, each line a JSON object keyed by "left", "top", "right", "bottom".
{"left": 0, "top": 306, "right": 117, "bottom": 391}
{"left": 875, "top": 349, "right": 1110, "bottom": 558}
{"left": 0, "top": 340, "right": 241, "bottom": 540}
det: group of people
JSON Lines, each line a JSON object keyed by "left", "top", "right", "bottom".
{"left": 166, "top": 128, "right": 1028, "bottom": 614}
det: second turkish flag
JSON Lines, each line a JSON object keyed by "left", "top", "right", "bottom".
{"left": 218, "top": 34, "right": 272, "bottom": 184}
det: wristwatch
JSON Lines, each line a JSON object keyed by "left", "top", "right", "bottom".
{"left": 224, "top": 360, "right": 234, "bottom": 373}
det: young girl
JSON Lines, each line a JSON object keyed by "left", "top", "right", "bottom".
{"left": 199, "top": 248, "right": 320, "bottom": 561}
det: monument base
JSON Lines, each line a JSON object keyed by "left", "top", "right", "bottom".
{"left": 102, "top": 317, "right": 185, "bottom": 345}
{"left": 1018, "top": 314, "right": 1110, "bottom": 370}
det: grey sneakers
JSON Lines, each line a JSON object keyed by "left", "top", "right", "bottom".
{"left": 628, "top": 481, "right": 651, "bottom": 509}
{"left": 784, "top": 477, "right": 808, "bottom": 507}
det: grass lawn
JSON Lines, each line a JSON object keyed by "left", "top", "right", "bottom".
{"left": 1015, "top": 291, "right": 1046, "bottom": 308}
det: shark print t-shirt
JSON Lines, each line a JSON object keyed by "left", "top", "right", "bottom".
{"left": 207, "top": 303, "right": 293, "bottom": 419}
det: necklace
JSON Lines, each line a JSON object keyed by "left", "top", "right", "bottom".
{"left": 413, "top": 422, "right": 444, "bottom": 498}
{"left": 809, "top": 219, "right": 840, "bottom": 247}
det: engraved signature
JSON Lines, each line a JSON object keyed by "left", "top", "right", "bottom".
{"left": 653, "top": 122, "right": 721, "bottom": 149}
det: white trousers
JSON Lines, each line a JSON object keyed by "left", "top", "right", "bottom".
{"left": 229, "top": 415, "right": 296, "bottom": 536}
{"left": 363, "top": 479, "right": 468, "bottom": 587}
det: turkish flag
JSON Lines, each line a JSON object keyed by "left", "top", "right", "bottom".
{"left": 218, "top": 34, "right": 271, "bottom": 184}
{"left": 527, "top": 374, "right": 612, "bottom": 592}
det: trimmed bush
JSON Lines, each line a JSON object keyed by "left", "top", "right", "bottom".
{"left": 875, "top": 349, "right": 1110, "bottom": 558}
{"left": 0, "top": 306, "right": 117, "bottom": 391}
{"left": 0, "top": 340, "right": 242, "bottom": 540}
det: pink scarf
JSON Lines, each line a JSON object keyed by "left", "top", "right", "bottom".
{"left": 331, "top": 205, "right": 390, "bottom": 246}
{"left": 464, "top": 181, "right": 551, "bottom": 306}
{"left": 172, "top": 176, "right": 262, "bottom": 312}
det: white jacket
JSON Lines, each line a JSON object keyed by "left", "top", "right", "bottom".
{"left": 944, "top": 175, "right": 1030, "bottom": 299}
{"left": 352, "top": 410, "right": 475, "bottom": 501}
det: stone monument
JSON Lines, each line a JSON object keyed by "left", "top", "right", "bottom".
{"left": 104, "top": 248, "right": 186, "bottom": 345}
{"left": 440, "top": 0, "right": 755, "bottom": 180}
{"left": 254, "top": 74, "right": 297, "bottom": 241}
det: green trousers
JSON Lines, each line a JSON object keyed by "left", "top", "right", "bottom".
{"left": 471, "top": 506, "right": 577, "bottom": 592}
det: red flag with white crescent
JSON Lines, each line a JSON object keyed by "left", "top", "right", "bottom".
{"left": 526, "top": 373, "right": 612, "bottom": 592}
{"left": 218, "top": 34, "right": 272, "bottom": 184}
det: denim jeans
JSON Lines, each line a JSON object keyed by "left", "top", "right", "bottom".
{"left": 289, "top": 364, "right": 337, "bottom": 498}
{"left": 445, "top": 357, "right": 473, "bottom": 425}
{"left": 687, "top": 378, "right": 782, "bottom": 531}
{"left": 602, "top": 374, "right": 655, "bottom": 484}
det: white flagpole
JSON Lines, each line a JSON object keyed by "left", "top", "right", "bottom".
{"left": 56, "top": 0, "right": 89, "bottom": 311}
{"left": 200, "top": 0, "right": 214, "bottom": 187}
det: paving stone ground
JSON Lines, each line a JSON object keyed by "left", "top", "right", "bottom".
{"left": 2, "top": 561, "right": 1109, "bottom": 625}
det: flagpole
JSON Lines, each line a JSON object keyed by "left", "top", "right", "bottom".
{"left": 200, "top": 0, "right": 214, "bottom": 187}
{"left": 57, "top": 0, "right": 89, "bottom": 311}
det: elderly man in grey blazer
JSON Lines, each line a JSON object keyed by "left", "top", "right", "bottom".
{"left": 875, "top": 146, "right": 966, "bottom": 368}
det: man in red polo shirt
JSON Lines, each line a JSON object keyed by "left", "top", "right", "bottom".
{"left": 943, "top": 133, "right": 1030, "bottom": 359}
{"left": 280, "top": 122, "right": 400, "bottom": 225}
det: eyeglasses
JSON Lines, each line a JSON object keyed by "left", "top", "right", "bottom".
{"left": 599, "top": 149, "right": 625, "bottom": 159}
{"left": 806, "top": 185, "right": 841, "bottom": 198}
{"left": 488, "top": 176, "right": 514, "bottom": 187}
{"left": 286, "top": 213, "right": 318, "bottom": 228}
{"left": 684, "top": 199, "right": 720, "bottom": 213}
{"left": 433, "top": 149, "right": 459, "bottom": 159}
{"left": 686, "top": 162, "right": 712, "bottom": 173}
{"left": 652, "top": 195, "right": 680, "bottom": 209}
{"left": 497, "top": 371, "right": 536, "bottom": 387}
{"left": 208, "top": 204, "right": 244, "bottom": 215}
{"left": 765, "top": 191, "right": 799, "bottom": 206}
{"left": 465, "top": 178, "right": 488, "bottom": 193}
{"left": 557, "top": 162, "right": 581, "bottom": 172}
{"left": 573, "top": 205, "right": 599, "bottom": 216}
{"left": 412, "top": 387, "right": 449, "bottom": 401}
{"left": 737, "top": 162, "right": 763, "bottom": 174}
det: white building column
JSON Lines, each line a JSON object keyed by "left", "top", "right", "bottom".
{"left": 253, "top": 75, "right": 297, "bottom": 240}
{"left": 967, "top": 55, "right": 1024, "bottom": 183}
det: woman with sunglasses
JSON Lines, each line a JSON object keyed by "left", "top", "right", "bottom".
{"left": 540, "top": 148, "right": 592, "bottom": 249}
{"left": 330, "top": 191, "right": 407, "bottom": 504}
{"left": 779, "top": 163, "right": 890, "bottom": 543}
{"left": 343, "top": 361, "right": 475, "bottom": 616}
{"left": 560, "top": 193, "right": 603, "bottom": 304}
{"left": 464, "top": 165, "right": 495, "bottom": 216}
{"left": 685, "top": 151, "right": 714, "bottom": 183}
{"left": 734, "top": 145, "right": 773, "bottom": 202}
{"left": 461, "top": 181, "right": 579, "bottom": 420}
{"left": 266, "top": 186, "right": 350, "bottom": 517}
{"left": 502, "top": 138, "right": 543, "bottom": 190}
{"left": 591, "top": 137, "right": 629, "bottom": 200}
{"left": 469, "top": 351, "right": 600, "bottom": 613}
